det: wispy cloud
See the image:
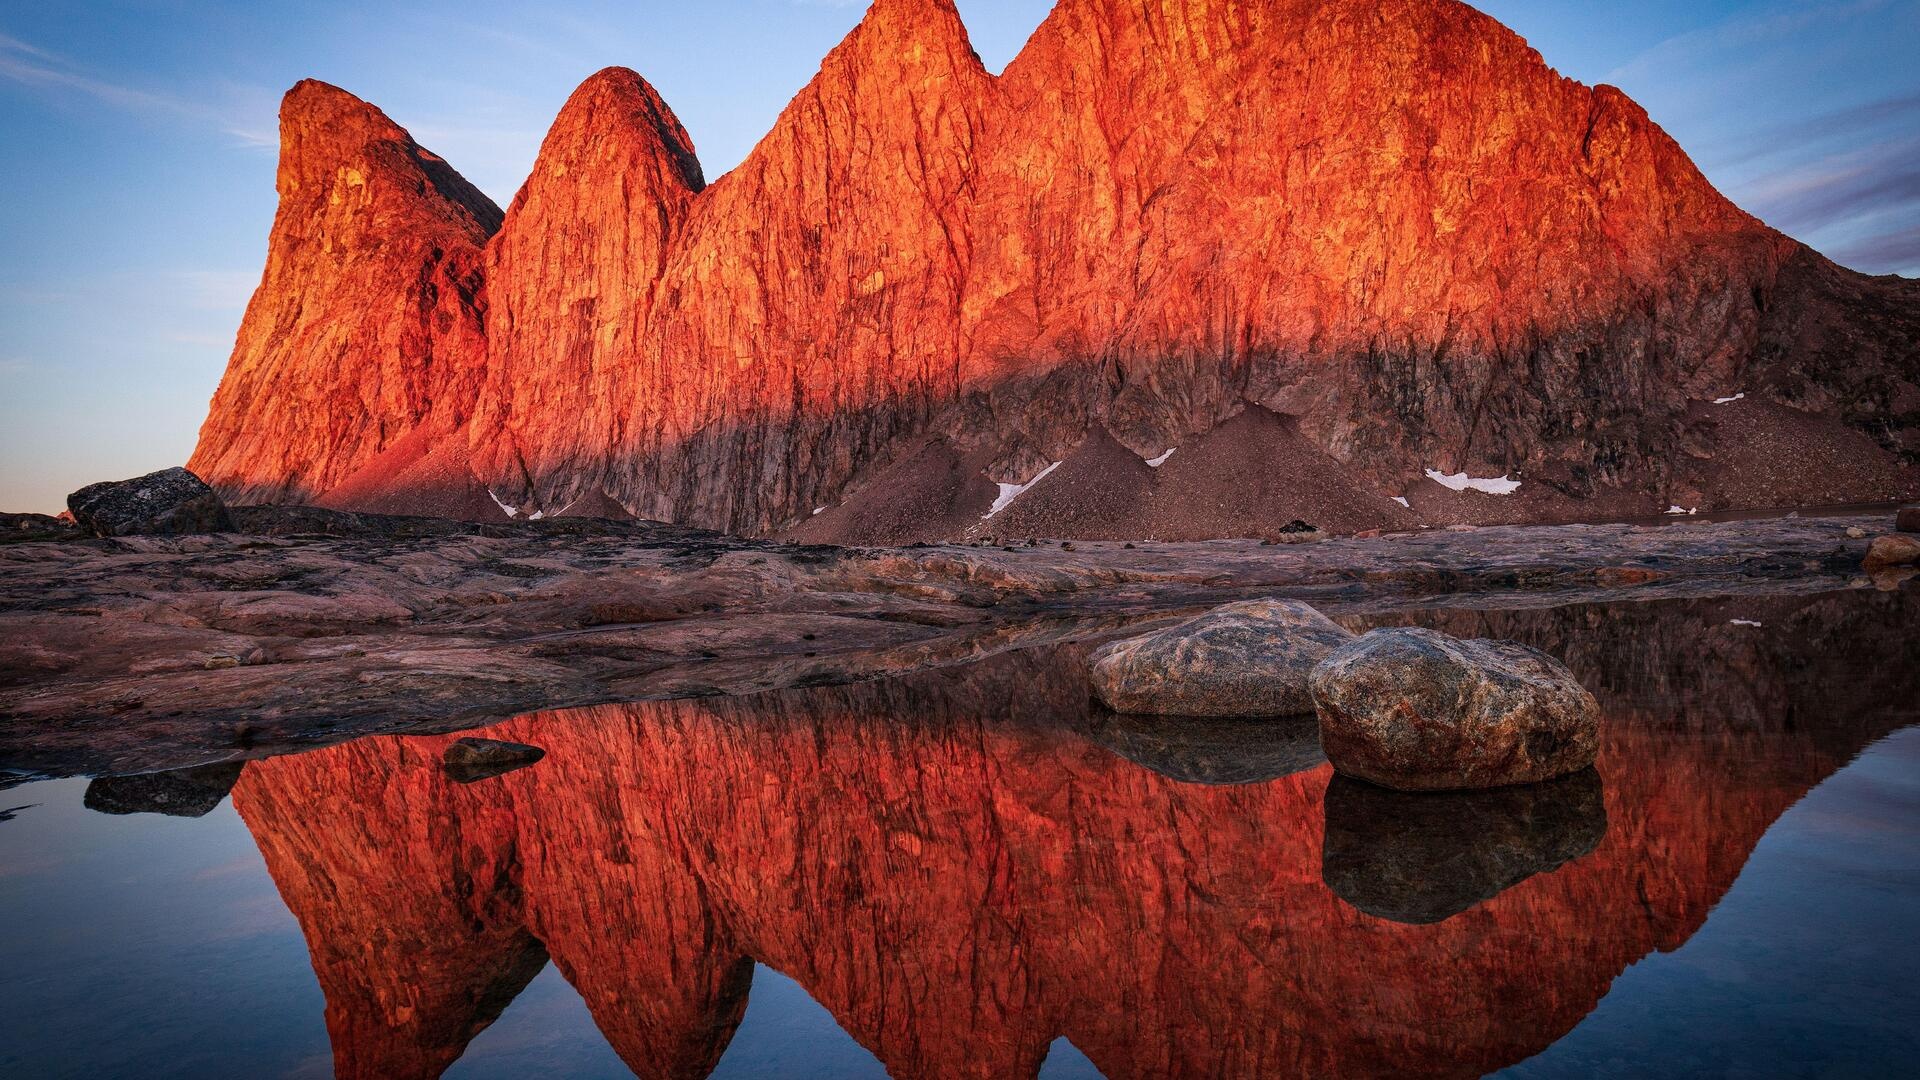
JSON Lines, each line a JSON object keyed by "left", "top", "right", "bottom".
{"left": 1830, "top": 224, "right": 1920, "bottom": 270}
{"left": 0, "top": 29, "right": 274, "bottom": 150}
{"left": 1606, "top": 0, "right": 1893, "bottom": 84}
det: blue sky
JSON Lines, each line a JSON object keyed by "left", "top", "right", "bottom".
{"left": 1, "top": 0, "right": 1916, "bottom": 513}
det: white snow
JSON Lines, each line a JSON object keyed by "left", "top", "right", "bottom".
{"left": 1713, "top": 393, "right": 1746, "bottom": 405}
{"left": 1730, "top": 619, "right": 1764, "bottom": 628}
{"left": 1391, "top": 496, "right": 1411, "bottom": 509}
{"left": 486, "top": 489, "right": 519, "bottom": 518}
{"left": 984, "top": 461, "right": 1062, "bottom": 519}
{"left": 1424, "top": 469, "right": 1521, "bottom": 496}
{"left": 527, "top": 511, "right": 544, "bottom": 521}
{"left": 1145, "top": 448, "right": 1177, "bottom": 468}
{"left": 1667, "top": 505, "right": 1699, "bottom": 516}
{"left": 813, "top": 506, "right": 828, "bottom": 516}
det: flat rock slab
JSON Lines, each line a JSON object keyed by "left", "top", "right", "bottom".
{"left": 1090, "top": 599, "right": 1354, "bottom": 717}
{"left": 1310, "top": 627, "right": 1600, "bottom": 790}
{"left": 0, "top": 508, "right": 1890, "bottom": 777}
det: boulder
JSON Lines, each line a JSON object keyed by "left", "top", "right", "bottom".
{"left": 1862, "top": 533, "right": 1920, "bottom": 570}
{"left": 1321, "top": 768, "right": 1608, "bottom": 924}
{"left": 1090, "top": 599, "right": 1355, "bottom": 717}
{"left": 443, "top": 736, "right": 545, "bottom": 783}
{"left": 1897, "top": 506, "right": 1919, "bottom": 533}
{"left": 1309, "top": 627, "right": 1600, "bottom": 790}
{"left": 67, "top": 467, "right": 234, "bottom": 537}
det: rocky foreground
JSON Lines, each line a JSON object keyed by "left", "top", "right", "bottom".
{"left": 1, "top": 504, "right": 1909, "bottom": 778}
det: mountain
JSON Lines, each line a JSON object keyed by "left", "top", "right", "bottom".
{"left": 190, "top": 0, "right": 1920, "bottom": 537}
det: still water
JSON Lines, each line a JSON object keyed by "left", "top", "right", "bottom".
{"left": 2, "top": 589, "right": 1916, "bottom": 1078}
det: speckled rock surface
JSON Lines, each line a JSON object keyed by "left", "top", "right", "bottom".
{"left": 1310, "top": 627, "right": 1601, "bottom": 790}
{"left": 1090, "top": 599, "right": 1355, "bottom": 717}
{"left": 67, "top": 467, "right": 234, "bottom": 537}
{"left": 1863, "top": 533, "right": 1920, "bottom": 570}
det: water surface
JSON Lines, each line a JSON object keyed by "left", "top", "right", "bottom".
{"left": 2, "top": 588, "right": 1916, "bottom": 1078}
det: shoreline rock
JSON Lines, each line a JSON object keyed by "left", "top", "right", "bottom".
{"left": 1309, "top": 628, "right": 1600, "bottom": 791}
{"left": 1090, "top": 599, "right": 1355, "bottom": 717}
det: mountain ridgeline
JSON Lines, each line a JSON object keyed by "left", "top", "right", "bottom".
{"left": 188, "top": 0, "right": 1920, "bottom": 538}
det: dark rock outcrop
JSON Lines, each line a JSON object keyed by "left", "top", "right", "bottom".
{"left": 1310, "top": 628, "right": 1601, "bottom": 790}
{"left": 1897, "top": 506, "right": 1919, "bottom": 533}
{"left": 66, "top": 467, "right": 234, "bottom": 537}
{"left": 1321, "top": 769, "right": 1608, "bottom": 924}
{"left": 1090, "top": 599, "right": 1355, "bottom": 717}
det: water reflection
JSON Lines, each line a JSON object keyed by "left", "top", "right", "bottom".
{"left": 1087, "top": 709, "right": 1324, "bottom": 784}
{"left": 1322, "top": 769, "right": 1608, "bottom": 925}
{"left": 217, "top": 588, "right": 1916, "bottom": 1080}
{"left": 83, "top": 762, "right": 244, "bottom": 818}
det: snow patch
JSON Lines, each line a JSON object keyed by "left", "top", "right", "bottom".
{"left": 1144, "top": 448, "right": 1176, "bottom": 468}
{"left": 984, "top": 461, "right": 1062, "bottom": 519}
{"left": 1730, "top": 619, "right": 1764, "bottom": 628}
{"left": 1713, "top": 393, "right": 1746, "bottom": 405}
{"left": 1424, "top": 469, "right": 1521, "bottom": 496}
{"left": 1391, "top": 496, "right": 1411, "bottom": 509}
{"left": 486, "top": 489, "right": 519, "bottom": 518}
{"left": 1667, "top": 505, "right": 1699, "bottom": 516}
{"left": 813, "top": 506, "right": 828, "bottom": 516}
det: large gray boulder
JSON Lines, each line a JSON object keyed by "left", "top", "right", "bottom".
{"left": 1309, "top": 627, "right": 1600, "bottom": 791}
{"left": 67, "top": 467, "right": 233, "bottom": 537}
{"left": 1090, "top": 599, "right": 1355, "bottom": 717}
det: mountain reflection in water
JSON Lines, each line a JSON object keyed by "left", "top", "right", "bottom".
{"left": 212, "top": 589, "right": 1917, "bottom": 1080}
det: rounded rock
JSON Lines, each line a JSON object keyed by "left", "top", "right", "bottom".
{"left": 1308, "top": 627, "right": 1600, "bottom": 791}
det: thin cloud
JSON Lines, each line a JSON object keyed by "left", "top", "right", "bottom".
{"left": 0, "top": 28, "right": 274, "bottom": 151}
{"left": 1830, "top": 224, "right": 1920, "bottom": 271}
{"left": 1607, "top": 0, "right": 1892, "bottom": 84}
{"left": 1742, "top": 134, "right": 1920, "bottom": 234}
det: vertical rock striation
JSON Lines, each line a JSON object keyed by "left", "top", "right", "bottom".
{"left": 192, "top": 0, "right": 1920, "bottom": 533}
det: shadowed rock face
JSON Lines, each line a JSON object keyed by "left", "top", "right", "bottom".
{"left": 225, "top": 588, "right": 1917, "bottom": 1080}
{"left": 1322, "top": 769, "right": 1609, "bottom": 925}
{"left": 66, "top": 468, "right": 233, "bottom": 538}
{"left": 189, "top": 0, "right": 1920, "bottom": 535}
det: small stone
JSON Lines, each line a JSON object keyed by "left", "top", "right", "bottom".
{"left": 1091, "top": 599, "right": 1355, "bottom": 718}
{"left": 67, "top": 467, "right": 234, "bottom": 537}
{"left": 1863, "top": 534, "right": 1920, "bottom": 571}
{"left": 1309, "top": 627, "right": 1600, "bottom": 791}
{"left": 443, "top": 736, "right": 545, "bottom": 783}
{"left": 203, "top": 654, "right": 240, "bottom": 670}
{"left": 1846, "top": 526, "right": 1867, "bottom": 539}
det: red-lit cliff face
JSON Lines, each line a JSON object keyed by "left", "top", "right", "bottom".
{"left": 187, "top": 81, "right": 502, "bottom": 506}
{"left": 229, "top": 592, "right": 1915, "bottom": 1079}
{"left": 191, "top": 0, "right": 1920, "bottom": 534}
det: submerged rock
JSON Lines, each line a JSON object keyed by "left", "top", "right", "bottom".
{"left": 1090, "top": 599, "right": 1355, "bottom": 717}
{"left": 1863, "top": 533, "right": 1920, "bottom": 570}
{"left": 1322, "top": 768, "right": 1608, "bottom": 924}
{"left": 67, "top": 467, "right": 234, "bottom": 537}
{"left": 83, "top": 762, "right": 245, "bottom": 817}
{"left": 1088, "top": 711, "right": 1324, "bottom": 785}
{"left": 1309, "top": 627, "right": 1599, "bottom": 790}
{"left": 443, "top": 737, "right": 546, "bottom": 783}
